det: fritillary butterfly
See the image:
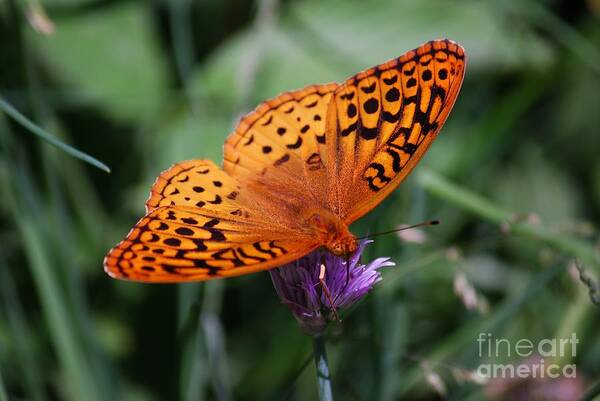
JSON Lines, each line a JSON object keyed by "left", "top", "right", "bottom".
{"left": 104, "top": 39, "right": 466, "bottom": 282}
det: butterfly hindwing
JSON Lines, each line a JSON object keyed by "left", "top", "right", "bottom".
{"left": 104, "top": 206, "right": 317, "bottom": 282}
{"left": 105, "top": 160, "right": 319, "bottom": 282}
{"left": 146, "top": 160, "right": 241, "bottom": 214}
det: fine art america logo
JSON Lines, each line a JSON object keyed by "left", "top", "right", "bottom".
{"left": 476, "top": 333, "right": 578, "bottom": 379}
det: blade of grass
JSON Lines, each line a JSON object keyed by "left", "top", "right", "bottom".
{"left": 417, "top": 169, "right": 600, "bottom": 269}
{"left": 201, "top": 281, "right": 232, "bottom": 401}
{"left": 168, "top": 0, "right": 199, "bottom": 114}
{"left": 41, "top": 148, "right": 120, "bottom": 401}
{"left": 183, "top": 319, "right": 210, "bottom": 401}
{"left": 0, "top": 96, "right": 110, "bottom": 173}
{"left": 0, "top": 261, "right": 48, "bottom": 401}
{"left": 16, "top": 218, "right": 103, "bottom": 401}
{"left": 0, "top": 367, "right": 8, "bottom": 401}
{"left": 178, "top": 285, "right": 208, "bottom": 401}
{"left": 0, "top": 137, "right": 103, "bottom": 401}
{"left": 515, "top": 1, "right": 600, "bottom": 74}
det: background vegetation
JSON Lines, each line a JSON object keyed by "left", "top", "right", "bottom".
{"left": 1, "top": 0, "right": 599, "bottom": 400}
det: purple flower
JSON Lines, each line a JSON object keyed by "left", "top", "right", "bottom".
{"left": 269, "top": 240, "right": 394, "bottom": 336}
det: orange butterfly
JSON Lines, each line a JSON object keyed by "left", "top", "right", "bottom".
{"left": 104, "top": 39, "right": 466, "bottom": 283}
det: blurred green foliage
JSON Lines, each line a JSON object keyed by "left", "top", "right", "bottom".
{"left": 1, "top": 0, "right": 600, "bottom": 400}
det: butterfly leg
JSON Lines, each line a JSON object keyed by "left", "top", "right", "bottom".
{"left": 319, "top": 263, "right": 341, "bottom": 323}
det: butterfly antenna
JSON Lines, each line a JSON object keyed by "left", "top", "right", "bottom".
{"left": 357, "top": 220, "right": 440, "bottom": 240}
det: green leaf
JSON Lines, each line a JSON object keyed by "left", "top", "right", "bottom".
{"left": 33, "top": 2, "right": 169, "bottom": 122}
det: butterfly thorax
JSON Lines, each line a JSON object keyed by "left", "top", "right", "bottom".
{"left": 306, "top": 211, "right": 358, "bottom": 257}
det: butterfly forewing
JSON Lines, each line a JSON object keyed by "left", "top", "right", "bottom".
{"left": 326, "top": 39, "right": 466, "bottom": 223}
{"left": 223, "top": 84, "right": 337, "bottom": 207}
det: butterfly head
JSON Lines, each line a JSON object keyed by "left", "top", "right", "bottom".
{"left": 328, "top": 235, "right": 358, "bottom": 257}
{"left": 307, "top": 212, "right": 358, "bottom": 257}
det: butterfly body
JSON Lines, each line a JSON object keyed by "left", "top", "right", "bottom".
{"left": 105, "top": 39, "right": 466, "bottom": 283}
{"left": 306, "top": 211, "right": 358, "bottom": 257}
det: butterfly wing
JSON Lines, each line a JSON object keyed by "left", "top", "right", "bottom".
{"left": 324, "top": 39, "right": 466, "bottom": 222}
{"left": 223, "top": 84, "right": 338, "bottom": 211}
{"left": 104, "top": 160, "right": 319, "bottom": 282}
{"left": 105, "top": 39, "right": 466, "bottom": 282}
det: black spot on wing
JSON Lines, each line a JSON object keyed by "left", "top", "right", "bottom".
{"left": 237, "top": 248, "right": 266, "bottom": 263}
{"left": 404, "top": 143, "right": 417, "bottom": 155}
{"left": 359, "top": 127, "right": 378, "bottom": 140}
{"left": 383, "top": 75, "right": 398, "bottom": 85}
{"left": 385, "top": 88, "right": 400, "bottom": 102}
{"left": 261, "top": 115, "right": 273, "bottom": 126}
{"left": 164, "top": 237, "right": 181, "bottom": 246}
{"left": 382, "top": 111, "right": 400, "bottom": 123}
{"left": 286, "top": 136, "right": 303, "bottom": 149}
{"left": 269, "top": 241, "right": 288, "bottom": 255}
{"left": 208, "top": 195, "right": 222, "bottom": 205}
{"left": 363, "top": 98, "right": 379, "bottom": 114}
{"left": 274, "top": 154, "right": 290, "bottom": 166}
{"left": 253, "top": 242, "right": 277, "bottom": 258}
{"left": 347, "top": 104, "right": 357, "bottom": 118}
{"left": 365, "top": 163, "right": 391, "bottom": 192}
{"left": 339, "top": 121, "right": 357, "bottom": 137}
{"left": 175, "top": 227, "right": 194, "bottom": 236}
{"left": 361, "top": 82, "right": 376, "bottom": 94}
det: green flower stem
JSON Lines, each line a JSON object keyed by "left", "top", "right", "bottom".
{"left": 313, "top": 335, "right": 334, "bottom": 401}
{"left": 417, "top": 169, "right": 600, "bottom": 269}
